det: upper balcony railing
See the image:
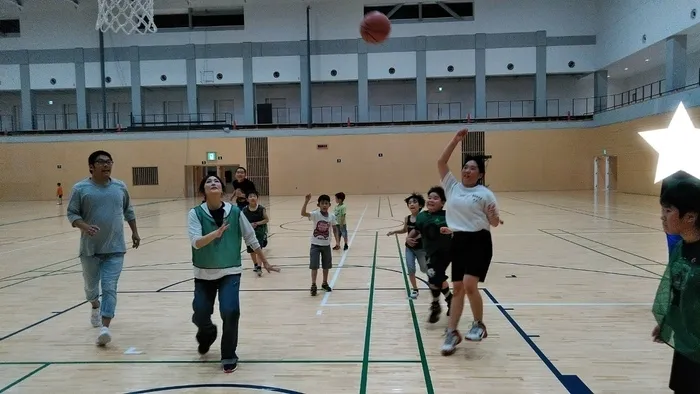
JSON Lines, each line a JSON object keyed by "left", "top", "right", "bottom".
{"left": 3, "top": 77, "right": 697, "bottom": 134}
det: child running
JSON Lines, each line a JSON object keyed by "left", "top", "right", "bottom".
{"left": 242, "top": 191, "right": 270, "bottom": 277}
{"left": 387, "top": 193, "right": 428, "bottom": 299}
{"left": 301, "top": 194, "right": 336, "bottom": 296}
{"left": 407, "top": 187, "right": 453, "bottom": 323}
{"left": 333, "top": 192, "right": 349, "bottom": 250}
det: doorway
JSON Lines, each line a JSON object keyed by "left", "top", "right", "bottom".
{"left": 184, "top": 164, "right": 240, "bottom": 198}
{"left": 593, "top": 155, "right": 618, "bottom": 191}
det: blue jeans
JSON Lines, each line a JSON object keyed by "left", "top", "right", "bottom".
{"left": 667, "top": 233, "right": 683, "bottom": 256}
{"left": 192, "top": 274, "right": 241, "bottom": 365}
{"left": 80, "top": 253, "right": 124, "bottom": 319}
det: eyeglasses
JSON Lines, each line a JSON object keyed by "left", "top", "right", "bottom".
{"left": 95, "top": 159, "right": 113, "bottom": 165}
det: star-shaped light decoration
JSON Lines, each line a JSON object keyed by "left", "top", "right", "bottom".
{"left": 638, "top": 102, "right": 700, "bottom": 183}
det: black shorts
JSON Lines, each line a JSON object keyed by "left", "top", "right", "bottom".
{"left": 246, "top": 237, "right": 267, "bottom": 254}
{"left": 670, "top": 351, "right": 700, "bottom": 393}
{"left": 449, "top": 230, "right": 493, "bottom": 282}
{"left": 426, "top": 250, "right": 450, "bottom": 287}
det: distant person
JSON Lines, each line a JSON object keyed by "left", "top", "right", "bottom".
{"left": 652, "top": 178, "right": 700, "bottom": 394}
{"left": 301, "top": 194, "right": 336, "bottom": 296}
{"left": 387, "top": 193, "right": 429, "bottom": 299}
{"left": 242, "top": 190, "right": 272, "bottom": 276}
{"left": 56, "top": 182, "right": 63, "bottom": 205}
{"left": 333, "top": 192, "right": 349, "bottom": 251}
{"left": 230, "top": 167, "right": 257, "bottom": 209}
{"left": 66, "top": 150, "right": 140, "bottom": 347}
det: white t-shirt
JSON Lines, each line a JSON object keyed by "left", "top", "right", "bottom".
{"left": 442, "top": 172, "right": 498, "bottom": 232}
{"left": 309, "top": 210, "right": 337, "bottom": 246}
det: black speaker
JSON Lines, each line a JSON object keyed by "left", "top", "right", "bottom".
{"left": 256, "top": 103, "right": 273, "bottom": 124}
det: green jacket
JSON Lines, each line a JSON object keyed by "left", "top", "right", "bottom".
{"left": 652, "top": 241, "right": 700, "bottom": 362}
{"left": 414, "top": 209, "right": 451, "bottom": 256}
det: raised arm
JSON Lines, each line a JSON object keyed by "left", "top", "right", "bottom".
{"left": 438, "top": 129, "right": 468, "bottom": 181}
{"left": 301, "top": 194, "right": 312, "bottom": 218}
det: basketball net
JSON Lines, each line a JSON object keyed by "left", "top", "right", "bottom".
{"left": 96, "top": 0, "right": 157, "bottom": 35}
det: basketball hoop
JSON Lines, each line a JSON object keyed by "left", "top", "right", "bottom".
{"left": 96, "top": 0, "right": 157, "bottom": 35}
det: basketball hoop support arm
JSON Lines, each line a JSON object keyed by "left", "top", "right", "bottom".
{"left": 305, "top": 5, "right": 312, "bottom": 128}
{"left": 99, "top": 31, "right": 107, "bottom": 131}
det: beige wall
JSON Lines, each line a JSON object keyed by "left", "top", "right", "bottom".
{"left": 0, "top": 138, "right": 246, "bottom": 201}
{"left": 1, "top": 109, "right": 696, "bottom": 201}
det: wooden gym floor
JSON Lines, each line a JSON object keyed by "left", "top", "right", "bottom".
{"left": 0, "top": 192, "right": 675, "bottom": 393}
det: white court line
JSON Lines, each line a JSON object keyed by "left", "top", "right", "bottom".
{"left": 0, "top": 240, "right": 61, "bottom": 255}
{"left": 316, "top": 204, "right": 369, "bottom": 316}
{"left": 323, "top": 302, "right": 653, "bottom": 307}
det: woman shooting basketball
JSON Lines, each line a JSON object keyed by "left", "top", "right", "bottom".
{"left": 437, "top": 128, "right": 501, "bottom": 356}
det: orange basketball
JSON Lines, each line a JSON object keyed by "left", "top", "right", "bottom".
{"left": 360, "top": 11, "right": 391, "bottom": 44}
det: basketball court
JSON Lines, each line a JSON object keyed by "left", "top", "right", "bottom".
{"left": 0, "top": 192, "right": 674, "bottom": 393}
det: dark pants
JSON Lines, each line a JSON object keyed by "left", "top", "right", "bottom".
{"left": 192, "top": 274, "right": 241, "bottom": 365}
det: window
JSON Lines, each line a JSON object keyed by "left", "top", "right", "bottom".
{"left": 0, "top": 19, "right": 20, "bottom": 36}
{"left": 139, "top": 8, "right": 244, "bottom": 31}
{"left": 132, "top": 167, "right": 159, "bottom": 186}
{"left": 363, "top": 2, "right": 473, "bottom": 21}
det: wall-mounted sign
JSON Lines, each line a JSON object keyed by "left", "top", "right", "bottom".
{"left": 207, "top": 152, "right": 217, "bottom": 161}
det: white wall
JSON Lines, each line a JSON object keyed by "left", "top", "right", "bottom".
{"left": 0, "top": 71, "right": 597, "bottom": 123}
{"left": 596, "top": 0, "right": 700, "bottom": 69}
{"left": 0, "top": 0, "right": 596, "bottom": 50}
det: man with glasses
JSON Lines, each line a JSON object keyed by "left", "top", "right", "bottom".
{"left": 67, "top": 150, "right": 141, "bottom": 346}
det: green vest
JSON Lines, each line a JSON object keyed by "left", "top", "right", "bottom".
{"left": 191, "top": 205, "right": 243, "bottom": 270}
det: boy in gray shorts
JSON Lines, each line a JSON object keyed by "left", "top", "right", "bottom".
{"left": 301, "top": 193, "right": 337, "bottom": 296}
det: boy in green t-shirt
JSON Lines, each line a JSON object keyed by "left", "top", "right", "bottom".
{"left": 333, "top": 192, "right": 349, "bottom": 251}
{"left": 408, "top": 186, "right": 453, "bottom": 324}
{"left": 652, "top": 178, "right": 700, "bottom": 393}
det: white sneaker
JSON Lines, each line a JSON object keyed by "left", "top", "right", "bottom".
{"left": 96, "top": 327, "right": 112, "bottom": 346}
{"left": 90, "top": 307, "right": 101, "bottom": 328}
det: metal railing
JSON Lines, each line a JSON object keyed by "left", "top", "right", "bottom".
{"left": 5, "top": 78, "right": 699, "bottom": 133}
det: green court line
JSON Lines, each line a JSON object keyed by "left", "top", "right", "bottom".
{"left": 395, "top": 236, "right": 435, "bottom": 394}
{"left": 0, "top": 359, "right": 421, "bottom": 366}
{"left": 358, "top": 231, "right": 378, "bottom": 394}
{"left": 0, "top": 363, "right": 49, "bottom": 393}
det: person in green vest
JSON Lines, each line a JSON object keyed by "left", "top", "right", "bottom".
{"left": 187, "top": 175, "right": 278, "bottom": 374}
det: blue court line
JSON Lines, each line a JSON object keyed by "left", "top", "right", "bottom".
{"left": 125, "top": 383, "right": 303, "bottom": 393}
{"left": 482, "top": 288, "right": 593, "bottom": 394}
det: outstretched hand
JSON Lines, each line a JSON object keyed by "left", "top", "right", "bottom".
{"left": 455, "top": 129, "right": 468, "bottom": 139}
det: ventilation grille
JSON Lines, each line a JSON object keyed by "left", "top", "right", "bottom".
{"left": 132, "top": 167, "right": 159, "bottom": 186}
{"left": 245, "top": 137, "right": 270, "bottom": 196}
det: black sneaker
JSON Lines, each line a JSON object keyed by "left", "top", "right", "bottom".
{"left": 428, "top": 301, "right": 442, "bottom": 324}
{"left": 322, "top": 283, "right": 332, "bottom": 292}
{"left": 223, "top": 363, "right": 238, "bottom": 373}
{"left": 310, "top": 284, "right": 318, "bottom": 296}
{"left": 343, "top": 244, "right": 348, "bottom": 250}
{"left": 196, "top": 325, "right": 217, "bottom": 355}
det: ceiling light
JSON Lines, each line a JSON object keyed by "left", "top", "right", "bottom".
{"left": 438, "top": 86, "right": 443, "bottom": 92}
{"left": 624, "top": 67, "right": 629, "bottom": 71}
{"left": 645, "top": 59, "right": 650, "bottom": 62}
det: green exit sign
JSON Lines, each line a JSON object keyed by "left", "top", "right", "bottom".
{"left": 207, "top": 152, "right": 216, "bottom": 161}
